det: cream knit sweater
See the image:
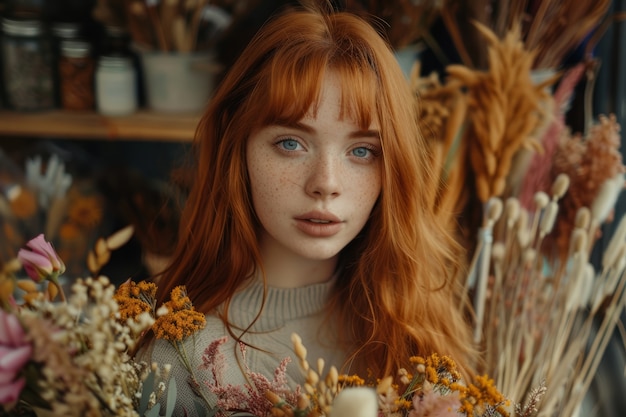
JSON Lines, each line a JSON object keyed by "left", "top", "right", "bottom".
{"left": 144, "top": 277, "right": 346, "bottom": 417}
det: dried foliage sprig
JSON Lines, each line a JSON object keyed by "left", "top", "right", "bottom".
{"left": 93, "top": 0, "right": 229, "bottom": 52}
{"left": 516, "top": 63, "right": 588, "bottom": 211}
{"left": 440, "top": 0, "right": 612, "bottom": 70}
{"left": 411, "top": 64, "right": 469, "bottom": 229}
{"left": 344, "top": 0, "right": 447, "bottom": 49}
{"left": 548, "top": 114, "right": 626, "bottom": 259}
{"left": 522, "top": 0, "right": 611, "bottom": 69}
{"left": 446, "top": 22, "right": 554, "bottom": 203}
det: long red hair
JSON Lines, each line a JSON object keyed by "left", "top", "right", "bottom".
{"left": 151, "top": 4, "right": 477, "bottom": 378}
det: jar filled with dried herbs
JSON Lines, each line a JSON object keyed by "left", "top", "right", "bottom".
{"left": 59, "top": 40, "right": 94, "bottom": 111}
{"left": 51, "top": 21, "right": 83, "bottom": 106}
{"left": 0, "top": 17, "right": 54, "bottom": 111}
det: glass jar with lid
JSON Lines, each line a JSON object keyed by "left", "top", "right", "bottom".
{"left": 95, "top": 55, "right": 137, "bottom": 116}
{"left": 59, "top": 39, "right": 94, "bottom": 111}
{"left": 0, "top": 17, "right": 54, "bottom": 111}
{"left": 51, "top": 21, "right": 83, "bottom": 106}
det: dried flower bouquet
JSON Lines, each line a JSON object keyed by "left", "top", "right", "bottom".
{"left": 0, "top": 231, "right": 540, "bottom": 417}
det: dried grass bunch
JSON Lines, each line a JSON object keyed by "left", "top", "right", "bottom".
{"left": 445, "top": 22, "right": 554, "bottom": 203}
{"left": 409, "top": 4, "right": 625, "bottom": 415}
{"left": 92, "top": 0, "right": 235, "bottom": 52}
{"left": 439, "top": 0, "right": 612, "bottom": 69}
{"left": 344, "top": 0, "right": 446, "bottom": 49}
{"left": 465, "top": 173, "right": 625, "bottom": 417}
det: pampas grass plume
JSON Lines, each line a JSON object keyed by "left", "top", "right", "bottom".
{"left": 534, "top": 191, "right": 550, "bottom": 210}
{"left": 485, "top": 197, "right": 503, "bottom": 227}
{"left": 551, "top": 173, "right": 570, "bottom": 200}
{"left": 590, "top": 173, "right": 625, "bottom": 223}
{"left": 579, "top": 264, "right": 595, "bottom": 308}
{"left": 540, "top": 201, "right": 559, "bottom": 236}
{"left": 575, "top": 207, "right": 591, "bottom": 230}
{"left": 602, "top": 214, "right": 626, "bottom": 269}
{"left": 329, "top": 387, "right": 378, "bottom": 417}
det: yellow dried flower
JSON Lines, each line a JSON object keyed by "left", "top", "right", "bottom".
{"left": 152, "top": 286, "right": 205, "bottom": 341}
{"left": 425, "top": 367, "right": 438, "bottom": 384}
{"left": 337, "top": 374, "right": 365, "bottom": 387}
{"left": 168, "top": 285, "right": 193, "bottom": 311}
{"left": 451, "top": 374, "right": 509, "bottom": 417}
{"left": 395, "top": 398, "right": 412, "bottom": 410}
{"left": 114, "top": 280, "right": 156, "bottom": 322}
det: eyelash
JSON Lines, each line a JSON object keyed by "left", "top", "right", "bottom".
{"left": 275, "top": 138, "right": 303, "bottom": 152}
{"left": 351, "top": 144, "right": 380, "bottom": 161}
{"left": 273, "top": 137, "right": 381, "bottom": 161}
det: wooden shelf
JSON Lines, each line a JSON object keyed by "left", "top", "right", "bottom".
{"left": 0, "top": 110, "right": 201, "bottom": 142}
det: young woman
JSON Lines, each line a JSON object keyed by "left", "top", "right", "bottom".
{"left": 141, "top": 3, "right": 477, "bottom": 415}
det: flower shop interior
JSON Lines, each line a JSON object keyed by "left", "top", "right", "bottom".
{"left": 0, "top": 0, "right": 625, "bottom": 416}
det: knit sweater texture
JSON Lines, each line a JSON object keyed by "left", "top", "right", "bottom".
{"left": 144, "top": 277, "right": 346, "bottom": 417}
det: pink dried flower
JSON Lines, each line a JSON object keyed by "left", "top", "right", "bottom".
{"left": 17, "top": 234, "right": 65, "bottom": 283}
{"left": 0, "top": 310, "right": 31, "bottom": 405}
{"left": 202, "top": 339, "right": 300, "bottom": 417}
{"left": 408, "top": 387, "right": 462, "bottom": 417}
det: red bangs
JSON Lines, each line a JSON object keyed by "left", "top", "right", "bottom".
{"left": 247, "top": 51, "right": 380, "bottom": 130}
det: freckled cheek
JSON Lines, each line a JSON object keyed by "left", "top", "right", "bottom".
{"left": 354, "top": 171, "right": 382, "bottom": 211}
{"left": 250, "top": 163, "right": 295, "bottom": 213}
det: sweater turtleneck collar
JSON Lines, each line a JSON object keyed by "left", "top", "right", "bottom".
{"left": 226, "top": 276, "right": 337, "bottom": 331}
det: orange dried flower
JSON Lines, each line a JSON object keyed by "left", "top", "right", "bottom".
{"left": 8, "top": 187, "right": 37, "bottom": 219}
{"left": 59, "top": 222, "right": 82, "bottom": 240}
{"left": 549, "top": 114, "right": 625, "bottom": 258}
{"left": 338, "top": 374, "right": 365, "bottom": 387}
{"left": 168, "top": 285, "right": 193, "bottom": 311}
{"left": 67, "top": 196, "right": 103, "bottom": 229}
{"left": 152, "top": 286, "right": 205, "bottom": 341}
{"left": 153, "top": 305, "right": 206, "bottom": 341}
{"left": 114, "top": 280, "right": 156, "bottom": 322}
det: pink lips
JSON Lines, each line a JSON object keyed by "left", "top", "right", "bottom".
{"left": 294, "top": 211, "right": 343, "bottom": 237}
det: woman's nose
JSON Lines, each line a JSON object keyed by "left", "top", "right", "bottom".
{"left": 304, "top": 154, "right": 342, "bottom": 199}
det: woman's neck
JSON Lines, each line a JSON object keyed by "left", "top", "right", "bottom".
{"left": 258, "top": 238, "right": 338, "bottom": 288}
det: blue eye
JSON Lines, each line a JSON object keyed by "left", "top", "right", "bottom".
{"left": 279, "top": 139, "right": 300, "bottom": 151}
{"left": 352, "top": 147, "right": 370, "bottom": 158}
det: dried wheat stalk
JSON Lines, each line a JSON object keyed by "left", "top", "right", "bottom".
{"left": 446, "top": 21, "right": 553, "bottom": 203}
{"left": 411, "top": 64, "right": 471, "bottom": 246}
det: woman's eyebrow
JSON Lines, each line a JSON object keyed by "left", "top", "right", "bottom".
{"left": 349, "top": 129, "right": 380, "bottom": 139}
{"left": 274, "top": 121, "right": 380, "bottom": 139}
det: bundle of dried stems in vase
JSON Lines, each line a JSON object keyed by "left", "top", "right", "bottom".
{"left": 439, "top": 0, "right": 612, "bottom": 70}
{"left": 92, "top": 0, "right": 225, "bottom": 52}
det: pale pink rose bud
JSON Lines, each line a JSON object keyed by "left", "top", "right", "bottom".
{"left": 26, "top": 235, "right": 65, "bottom": 273}
{"left": 0, "top": 376, "right": 25, "bottom": 403}
{"left": 0, "top": 311, "right": 27, "bottom": 347}
{"left": 17, "top": 234, "right": 66, "bottom": 282}
{"left": 17, "top": 250, "right": 53, "bottom": 283}
{"left": 0, "top": 346, "right": 32, "bottom": 373}
{"left": 0, "top": 311, "right": 31, "bottom": 405}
